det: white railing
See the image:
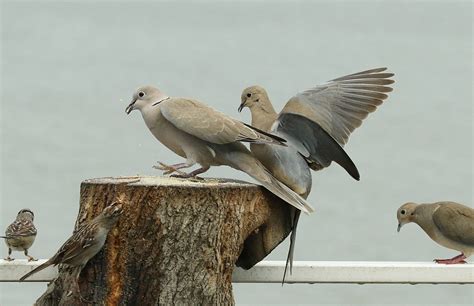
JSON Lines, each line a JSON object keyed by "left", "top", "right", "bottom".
{"left": 1, "top": 259, "right": 473, "bottom": 284}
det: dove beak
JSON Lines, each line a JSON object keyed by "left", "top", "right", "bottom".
{"left": 238, "top": 102, "right": 245, "bottom": 113}
{"left": 125, "top": 99, "right": 136, "bottom": 114}
{"left": 397, "top": 223, "right": 402, "bottom": 232}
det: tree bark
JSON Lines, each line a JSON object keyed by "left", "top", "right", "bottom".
{"left": 35, "top": 176, "right": 293, "bottom": 306}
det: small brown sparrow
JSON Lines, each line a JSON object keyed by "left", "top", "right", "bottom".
{"left": 1, "top": 208, "right": 37, "bottom": 261}
{"left": 20, "top": 201, "right": 123, "bottom": 295}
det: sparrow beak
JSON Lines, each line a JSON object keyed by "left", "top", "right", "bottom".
{"left": 238, "top": 102, "right": 245, "bottom": 113}
{"left": 112, "top": 202, "right": 123, "bottom": 214}
{"left": 397, "top": 223, "right": 402, "bottom": 232}
{"left": 125, "top": 98, "right": 136, "bottom": 114}
{"left": 115, "top": 205, "right": 123, "bottom": 215}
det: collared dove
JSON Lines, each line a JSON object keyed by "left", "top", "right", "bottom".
{"left": 238, "top": 67, "right": 394, "bottom": 281}
{"left": 125, "top": 86, "right": 314, "bottom": 214}
{"left": 397, "top": 201, "right": 474, "bottom": 264}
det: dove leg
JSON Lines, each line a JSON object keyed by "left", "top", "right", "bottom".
{"left": 24, "top": 249, "right": 37, "bottom": 261}
{"left": 171, "top": 166, "right": 210, "bottom": 178}
{"left": 434, "top": 253, "right": 467, "bottom": 264}
{"left": 153, "top": 162, "right": 193, "bottom": 175}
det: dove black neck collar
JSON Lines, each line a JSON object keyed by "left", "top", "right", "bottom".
{"left": 152, "top": 96, "right": 170, "bottom": 107}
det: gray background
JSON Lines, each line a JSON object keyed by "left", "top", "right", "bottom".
{"left": 1, "top": 0, "right": 472, "bottom": 305}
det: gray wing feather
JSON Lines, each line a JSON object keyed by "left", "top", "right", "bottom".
{"left": 280, "top": 67, "right": 394, "bottom": 146}
{"left": 432, "top": 203, "right": 474, "bottom": 246}
{"left": 275, "top": 113, "right": 360, "bottom": 180}
{"left": 160, "top": 98, "right": 285, "bottom": 145}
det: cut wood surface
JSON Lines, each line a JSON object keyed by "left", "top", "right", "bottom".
{"left": 34, "top": 176, "right": 292, "bottom": 305}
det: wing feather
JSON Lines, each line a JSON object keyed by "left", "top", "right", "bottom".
{"left": 160, "top": 98, "right": 285, "bottom": 145}
{"left": 280, "top": 67, "right": 394, "bottom": 146}
{"left": 432, "top": 203, "right": 474, "bottom": 246}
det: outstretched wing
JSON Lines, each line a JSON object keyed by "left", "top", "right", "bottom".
{"left": 160, "top": 98, "right": 285, "bottom": 146}
{"left": 280, "top": 67, "right": 394, "bottom": 146}
{"left": 274, "top": 68, "right": 394, "bottom": 179}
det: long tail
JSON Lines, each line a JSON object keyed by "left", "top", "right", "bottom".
{"left": 282, "top": 209, "right": 300, "bottom": 284}
{"left": 19, "top": 260, "right": 53, "bottom": 281}
{"left": 232, "top": 154, "right": 314, "bottom": 214}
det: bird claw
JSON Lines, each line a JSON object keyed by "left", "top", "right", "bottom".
{"left": 27, "top": 256, "right": 38, "bottom": 262}
{"left": 65, "top": 289, "right": 91, "bottom": 303}
{"left": 170, "top": 173, "right": 204, "bottom": 180}
{"left": 4, "top": 257, "right": 14, "bottom": 261}
{"left": 78, "top": 293, "right": 93, "bottom": 303}
{"left": 153, "top": 162, "right": 188, "bottom": 176}
{"left": 433, "top": 258, "right": 467, "bottom": 264}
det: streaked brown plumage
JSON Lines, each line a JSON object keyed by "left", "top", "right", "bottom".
{"left": 397, "top": 201, "right": 474, "bottom": 264}
{"left": 20, "top": 201, "right": 123, "bottom": 296}
{"left": 1, "top": 209, "right": 37, "bottom": 261}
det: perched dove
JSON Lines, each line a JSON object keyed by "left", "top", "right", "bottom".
{"left": 238, "top": 67, "right": 394, "bottom": 281}
{"left": 397, "top": 201, "right": 474, "bottom": 264}
{"left": 125, "top": 86, "right": 314, "bottom": 214}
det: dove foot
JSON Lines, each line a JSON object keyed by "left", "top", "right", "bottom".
{"left": 153, "top": 162, "right": 190, "bottom": 176}
{"left": 434, "top": 253, "right": 466, "bottom": 264}
{"left": 4, "top": 256, "right": 14, "bottom": 261}
{"left": 170, "top": 166, "right": 210, "bottom": 179}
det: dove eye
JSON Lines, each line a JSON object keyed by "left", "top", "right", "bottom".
{"left": 138, "top": 91, "right": 145, "bottom": 98}
{"left": 246, "top": 93, "right": 251, "bottom": 98}
{"left": 400, "top": 209, "right": 406, "bottom": 215}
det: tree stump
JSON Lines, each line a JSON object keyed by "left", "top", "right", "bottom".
{"left": 35, "top": 176, "right": 293, "bottom": 305}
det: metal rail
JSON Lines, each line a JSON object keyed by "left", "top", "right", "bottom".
{"left": 1, "top": 260, "right": 473, "bottom": 284}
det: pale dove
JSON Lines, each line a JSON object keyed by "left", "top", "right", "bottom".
{"left": 238, "top": 67, "right": 394, "bottom": 281}
{"left": 125, "top": 86, "right": 314, "bottom": 214}
{"left": 397, "top": 201, "right": 474, "bottom": 264}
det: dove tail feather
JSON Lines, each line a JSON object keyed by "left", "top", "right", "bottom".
{"left": 19, "top": 260, "right": 53, "bottom": 282}
{"left": 261, "top": 170, "right": 314, "bottom": 214}
{"left": 230, "top": 153, "right": 314, "bottom": 214}
{"left": 282, "top": 209, "right": 301, "bottom": 285}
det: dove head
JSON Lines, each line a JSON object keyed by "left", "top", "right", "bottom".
{"left": 397, "top": 202, "right": 418, "bottom": 232}
{"left": 126, "top": 86, "right": 169, "bottom": 114}
{"left": 238, "top": 85, "right": 274, "bottom": 114}
{"left": 16, "top": 209, "right": 34, "bottom": 221}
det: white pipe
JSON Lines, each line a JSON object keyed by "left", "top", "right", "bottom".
{"left": 1, "top": 259, "right": 473, "bottom": 284}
